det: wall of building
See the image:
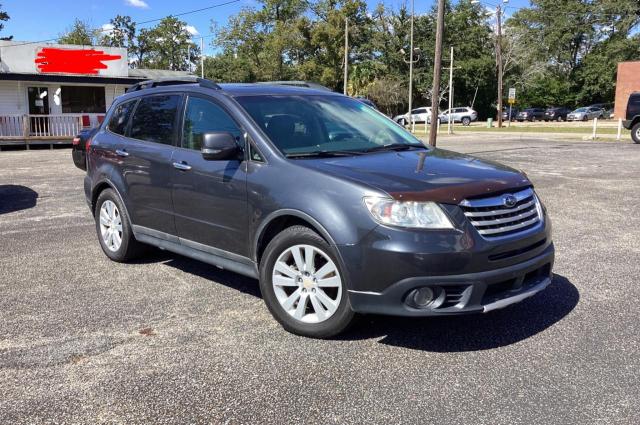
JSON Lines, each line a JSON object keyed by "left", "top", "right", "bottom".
{"left": 0, "top": 81, "right": 125, "bottom": 116}
{"left": 614, "top": 61, "right": 640, "bottom": 119}
{"left": 0, "top": 81, "right": 27, "bottom": 115}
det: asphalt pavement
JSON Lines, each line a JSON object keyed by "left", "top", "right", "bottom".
{"left": 0, "top": 136, "right": 638, "bottom": 424}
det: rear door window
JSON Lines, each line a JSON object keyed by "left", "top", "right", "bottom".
{"left": 107, "top": 100, "right": 136, "bottom": 136}
{"left": 130, "top": 94, "right": 181, "bottom": 145}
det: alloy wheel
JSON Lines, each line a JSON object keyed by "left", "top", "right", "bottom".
{"left": 271, "top": 244, "right": 342, "bottom": 324}
{"left": 99, "top": 200, "right": 123, "bottom": 252}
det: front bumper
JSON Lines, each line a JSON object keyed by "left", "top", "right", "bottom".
{"left": 347, "top": 244, "right": 554, "bottom": 316}
{"left": 339, "top": 206, "right": 554, "bottom": 317}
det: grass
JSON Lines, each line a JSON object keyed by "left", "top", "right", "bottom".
{"left": 408, "top": 123, "right": 630, "bottom": 136}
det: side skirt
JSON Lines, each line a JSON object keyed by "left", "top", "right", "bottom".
{"left": 132, "top": 225, "right": 259, "bottom": 279}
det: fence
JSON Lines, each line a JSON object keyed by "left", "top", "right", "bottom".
{"left": 0, "top": 114, "right": 84, "bottom": 140}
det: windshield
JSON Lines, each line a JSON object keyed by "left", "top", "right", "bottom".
{"left": 235, "top": 95, "right": 425, "bottom": 156}
{"left": 574, "top": 108, "right": 587, "bottom": 112}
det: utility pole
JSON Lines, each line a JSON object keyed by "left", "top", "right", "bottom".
{"left": 344, "top": 17, "right": 349, "bottom": 95}
{"left": 496, "top": 3, "right": 504, "bottom": 128}
{"left": 200, "top": 37, "right": 205, "bottom": 79}
{"left": 448, "top": 46, "right": 454, "bottom": 135}
{"left": 407, "top": 0, "right": 415, "bottom": 127}
{"left": 429, "top": 0, "right": 445, "bottom": 146}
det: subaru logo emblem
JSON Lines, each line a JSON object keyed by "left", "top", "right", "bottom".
{"left": 503, "top": 194, "right": 517, "bottom": 208}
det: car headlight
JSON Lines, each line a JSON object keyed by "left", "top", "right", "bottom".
{"left": 363, "top": 197, "right": 454, "bottom": 229}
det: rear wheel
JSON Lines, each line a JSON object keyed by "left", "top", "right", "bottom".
{"left": 632, "top": 122, "right": 640, "bottom": 144}
{"left": 95, "top": 188, "right": 145, "bottom": 262}
{"left": 259, "top": 225, "right": 355, "bottom": 338}
{"left": 462, "top": 117, "right": 471, "bottom": 126}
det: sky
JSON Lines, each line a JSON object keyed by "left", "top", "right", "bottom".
{"left": 1, "top": 0, "right": 532, "bottom": 56}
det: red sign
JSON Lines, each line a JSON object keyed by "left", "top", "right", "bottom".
{"left": 35, "top": 48, "right": 122, "bottom": 75}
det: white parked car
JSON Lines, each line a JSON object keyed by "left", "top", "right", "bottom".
{"left": 393, "top": 107, "right": 433, "bottom": 125}
{"left": 438, "top": 107, "right": 478, "bottom": 126}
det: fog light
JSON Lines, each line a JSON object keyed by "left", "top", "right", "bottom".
{"left": 413, "top": 287, "right": 435, "bottom": 307}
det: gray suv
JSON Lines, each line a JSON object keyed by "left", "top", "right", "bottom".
{"left": 81, "top": 77, "right": 554, "bottom": 338}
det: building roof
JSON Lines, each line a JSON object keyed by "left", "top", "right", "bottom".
{"left": 128, "top": 69, "right": 194, "bottom": 79}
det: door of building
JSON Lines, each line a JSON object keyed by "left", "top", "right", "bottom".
{"left": 27, "top": 87, "right": 50, "bottom": 135}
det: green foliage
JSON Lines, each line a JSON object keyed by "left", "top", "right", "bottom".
{"left": 141, "top": 16, "right": 199, "bottom": 71}
{"left": 506, "top": 0, "right": 640, "bottom": 108}
{"left": 100, "top": 15, "right": 136, "bottom": 49}
{"left": 0, "top": 2, "right": 11, "bottom": 41}
{"left": 58, "top": 19, "right": 98, "bottom": 46}
{"left": 51, "top": 0, "right": 640, "bottom": 116}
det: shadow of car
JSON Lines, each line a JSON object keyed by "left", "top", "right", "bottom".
{"left": 0, "top": 185, "right": 39, "bottom": 214}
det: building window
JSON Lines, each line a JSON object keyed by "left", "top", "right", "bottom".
{"left": 61, "top": 86, "right": 106, "bottom": 113}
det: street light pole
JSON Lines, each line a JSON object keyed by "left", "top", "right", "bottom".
{"left": 429, "top": 0, "right": 445, "bottom": 147}
{"left": 496, "top": 3, "right": 504, "bottom": 128}
{"left": 448, "top": 46, "right": 454, "bottom": 135}
{"left": 200, "top": 36, "right": 205, "bottom": 79}
{"left": 344, "top": 17, "right": 349, "bottom": 95}
{"left": 407, "top": 0, "right": 414, "bottom": 128}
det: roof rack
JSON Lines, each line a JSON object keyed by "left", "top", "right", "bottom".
{"left": 257, "top": 81, "right": 333, "bottom": 92}
{"left": 126, "top": 76, "right": 221, "bottom": 93}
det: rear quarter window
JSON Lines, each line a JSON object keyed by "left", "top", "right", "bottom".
{"left": 107, "top": 100, "right": 137, "bottom": 136}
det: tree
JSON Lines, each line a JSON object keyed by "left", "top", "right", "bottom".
{"left": 136, "top": 17, "right": 199, "bottom": 71}
{"left": 100, "top": 15, "right": 136, "bottom": 49}
{"left": 200, "top": 52, "right": 255, "bottom": 82}
{"left": 131, "top": 28, "right": 154, "bottom": 68}
{"left": 0, "top": 3, "right": 11, "bottom": 41}
{"left": 58, "top": 19, "right": 98, "bottom": 46}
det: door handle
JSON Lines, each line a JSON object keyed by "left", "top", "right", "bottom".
{"left": 173, "top": 161, "right": 192, "bottom": 171}
{"left": 115, "top": 149, "right": 129, "bottom": 157}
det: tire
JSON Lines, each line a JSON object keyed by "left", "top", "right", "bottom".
{"left": 557, "top": 116, "right": 563, "bottom": 122}
{"left": 462, "top": 117, "right": 471, "bottom": 126}
{"left": 531, "top": 116, "right": 537, "bottom": 122}
{"left": 94, "top": 188, "right": 145, "bottom": 262}
{"left": 583, "top": 116, "right": 588, "bottom": 121}
{"left": 632, "top": 122, "right": 640, "bottom": 144}
{"left": 399, "top": 118, "right": 406, "bottom": 126}
{"left": 259, "top": 225, "right": 355, "bottom": 338}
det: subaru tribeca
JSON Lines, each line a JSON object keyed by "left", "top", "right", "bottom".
{"left": 80, "top": 77, "right": 554, "bottom": 338}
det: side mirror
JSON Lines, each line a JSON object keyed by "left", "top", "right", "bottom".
{"left": 201, "top": 132, "right": 239, "bottom": 160}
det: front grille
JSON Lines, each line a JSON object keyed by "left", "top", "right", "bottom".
{"left": 460, "top": 187, "right": 542, "bottom": 238}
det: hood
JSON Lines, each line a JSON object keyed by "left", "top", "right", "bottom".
{"left": 300, "top": 148, "right": 531, "bottom": 204}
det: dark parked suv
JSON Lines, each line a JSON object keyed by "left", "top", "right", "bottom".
{"left": 80, "top": 77, "right": 554, "bottom": 338}
{"left": 623, "top": 92, "right": 640, "bottom": 144}
{"left": 544, "top": 107, "right": 571, "bottom": 122}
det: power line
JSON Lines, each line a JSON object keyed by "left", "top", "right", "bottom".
{"left": 3, "top": 0, "right": 240, "bottom": 48}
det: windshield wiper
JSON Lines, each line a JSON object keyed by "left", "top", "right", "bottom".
{"left": 286, "top": 150, "right": 365, "bottom": 158}
{"left": 363, "top": 143, "right": 426, "bottom": 153}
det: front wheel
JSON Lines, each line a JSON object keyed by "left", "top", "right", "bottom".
{"left": 632, "top": 122, "right": 640, "bottom": 144}
{"left": 259, "top": 225, "right": 355, "bottom": 338}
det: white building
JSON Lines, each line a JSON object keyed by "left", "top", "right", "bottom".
{"left": 0, "top": 40, "right": 190, "bottom": 146}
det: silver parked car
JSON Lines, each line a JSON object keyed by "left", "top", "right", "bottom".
{"left": 438, "top": 107, "right": 478, "bottom": 126}
{"left": 567, "top": 107, "right": 604, "bottom": 121}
